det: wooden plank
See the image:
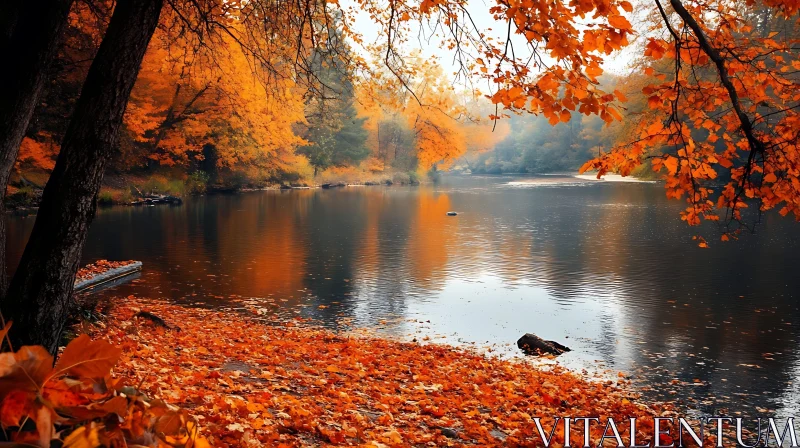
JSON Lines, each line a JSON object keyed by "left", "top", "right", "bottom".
{"left": 74, "top": 261, "right": 142, "bottom": 292}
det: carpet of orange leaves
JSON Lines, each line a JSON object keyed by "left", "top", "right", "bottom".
{"left": 75, "top": 260, "right": 137, "bottom": 282}
{"left": 82, "top": 297, "right": 696, "bottom": 447}
{"left": 0, "top": 326, "right": 211, "bottom": 447}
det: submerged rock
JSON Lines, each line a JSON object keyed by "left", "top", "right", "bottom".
{"left": 517, "top": 333, "right": 570, "bottom": 356}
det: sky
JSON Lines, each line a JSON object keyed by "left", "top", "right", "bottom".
{"left": 338, "top": 0, "right": 646, "bottom": 96}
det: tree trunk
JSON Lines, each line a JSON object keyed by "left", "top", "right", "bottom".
{"left": 0, "top": 0, "right": 74, "bottom": 298}
{"left": 2, "top": 0, "right": 164, "bottom": 353}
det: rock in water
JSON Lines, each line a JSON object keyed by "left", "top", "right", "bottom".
{"left": 446, "top": 211, "right": 458, "bottom": 216}
{"left": 517, "top": 333, "right": 571, "bottom": 356}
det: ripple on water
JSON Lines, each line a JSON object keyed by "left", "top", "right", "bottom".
{"left": 7, "top": 174, "right": 800, "bottom": 415}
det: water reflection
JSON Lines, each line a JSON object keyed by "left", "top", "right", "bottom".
{"left": 6, "top": 174, "right": 800, "bottom": 414}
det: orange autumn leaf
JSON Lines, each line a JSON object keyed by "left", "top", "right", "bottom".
{"left": 0, "top": 390, "right": 33, "bottom": 427}
{"left": 0, "top": 346, "right": 53, "bottom": 394}
{"left": 663, "top": 156, "right": 679, "bottom": 175}
{"left": 53, "top": 334, "right": 122, "bottom": 379}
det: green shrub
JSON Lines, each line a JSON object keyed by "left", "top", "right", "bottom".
{"left": 222, "top": 171, "right": 248, "bottom": 189}
{"left": 5, "top": 186, "right": 41, "bottom": 208}
{"left": 97, "top": 190, "right": 115, "bottom": 206}
{"left": 167, "top": 179, "right": 185, "bottom": 195}
{"left": 186, "top": 171, "right": 210, "bottom": 195}
{"left": 96, "top": 188, "right": 133, "bottom": 205}
{"left": 139, "top": 177, "right": 167, "bottom": 195}
{"left": 136, "top": 175, "right": 185, "bottom": 196}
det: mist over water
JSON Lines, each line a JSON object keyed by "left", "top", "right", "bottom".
{"left": 7, "top": 174, "right": 800, "bottom": 415}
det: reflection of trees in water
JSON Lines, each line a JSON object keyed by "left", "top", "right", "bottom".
{"left": 10, "top": 179, "right": 800, "bottom": 413}
{"left": 300, "top": 187, "right": 458, "bottom": 327}
{"left": 417, "top": 182, "right": 800, "bottom": 413}
{"left": 349, "top": 189, "right": 414, "bottom": 326}
{"left": 296, "top": 191, "right": 364, "bottom": 323}
{"left": 406, "top": 188, "right": 455, "bottom": 290}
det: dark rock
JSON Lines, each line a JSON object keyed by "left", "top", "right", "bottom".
{"left": 321, "top": 182, "right": 346, "bottom": 189}
{"left": 383, "top": 179, "right": 393, "bottom": 186}
{"left": 280, "top": 184, "right": 292, "bottom": 190}
{"left": 439, "top": 427, "right": 459, "bottom": 439}
{"left": 222, "top": 360, "right": 254, "bottom": 373}
{"left": 517, "top": 333, "right": 570, "bottom": 356}
{"left": 446, "top": 211, "right": 458, "bottom": 216}
{"left": 207, "top": 184, "right": 239, "bottom": 194}
{"left": 489, "top": 428, "right": 508, "bottom": 441}
{"left": 131, "top": 194, "right": 182, "bottom": 206}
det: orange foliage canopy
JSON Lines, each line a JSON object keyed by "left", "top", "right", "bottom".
{"left": 580, "top": 0, "right": 800, "bottom": 239}
{"left": 341, "top": 0, "right": 633, "bottom": 125}
{"left": 124, "top": 22, "right": 307, "bottom": 173}
{"left": 19, "top": 0, "right": 800, "bottom": 233}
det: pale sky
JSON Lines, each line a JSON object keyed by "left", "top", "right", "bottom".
{"left": 339, "top": 0, "right": 646, "bottom": 99}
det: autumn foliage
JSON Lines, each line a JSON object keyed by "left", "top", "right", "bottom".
{"left": 0, "top": 326, "right": 209, "bottom": 447}
{"left": 580, "top": 0, "right": 800, "bottom": 239}
{"left": 66, "top": 297, "right": 703, "bottom": 447}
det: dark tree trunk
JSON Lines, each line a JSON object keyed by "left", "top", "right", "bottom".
{"left": 3, "top": 0, "right": 164, "bottom": 353}
{"left": 0, "top": 0, "right": 74, "bottom": 298}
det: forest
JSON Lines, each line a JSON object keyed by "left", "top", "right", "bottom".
{"left": 10, "top": 3, "right": 642, "bottom": 207}
{"left": 0, "top": 0, "right": 799, "bottom": 445}
{"left": 9, "top": 6, "right": 506, "bottom": 206}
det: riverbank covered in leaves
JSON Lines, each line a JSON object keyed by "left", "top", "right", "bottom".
{"left": 80, "top": 297, "right": 697, "bottom": 447}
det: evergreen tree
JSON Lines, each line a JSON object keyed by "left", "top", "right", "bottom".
{"left": 298, "top": 18, "right": 368, "bottom": 176}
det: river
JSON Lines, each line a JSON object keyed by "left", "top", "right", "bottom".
{"left": 7, "top": 174, "right": 800, "bottom": 415}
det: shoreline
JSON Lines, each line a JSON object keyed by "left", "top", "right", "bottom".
{"left": 4, "top": 179, "right": 422, "bottom": 212}
{"left": 82, "top": 296, "right": 689, "bottom": 447}
{"left": 5, "top": 171, "right": 657, "bottom": 212}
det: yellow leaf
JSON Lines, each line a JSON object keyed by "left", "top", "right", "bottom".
{"left": 63, "top": 425, "right": 101, "bottom": 448}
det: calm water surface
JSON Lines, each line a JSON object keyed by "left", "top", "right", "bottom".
{"left": 7, "top": 174, "right": 800, "bottom": 415}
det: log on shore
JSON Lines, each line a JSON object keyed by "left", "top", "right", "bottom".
{"left": 74, "top": 261, "right": 142, "bottom": 292}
